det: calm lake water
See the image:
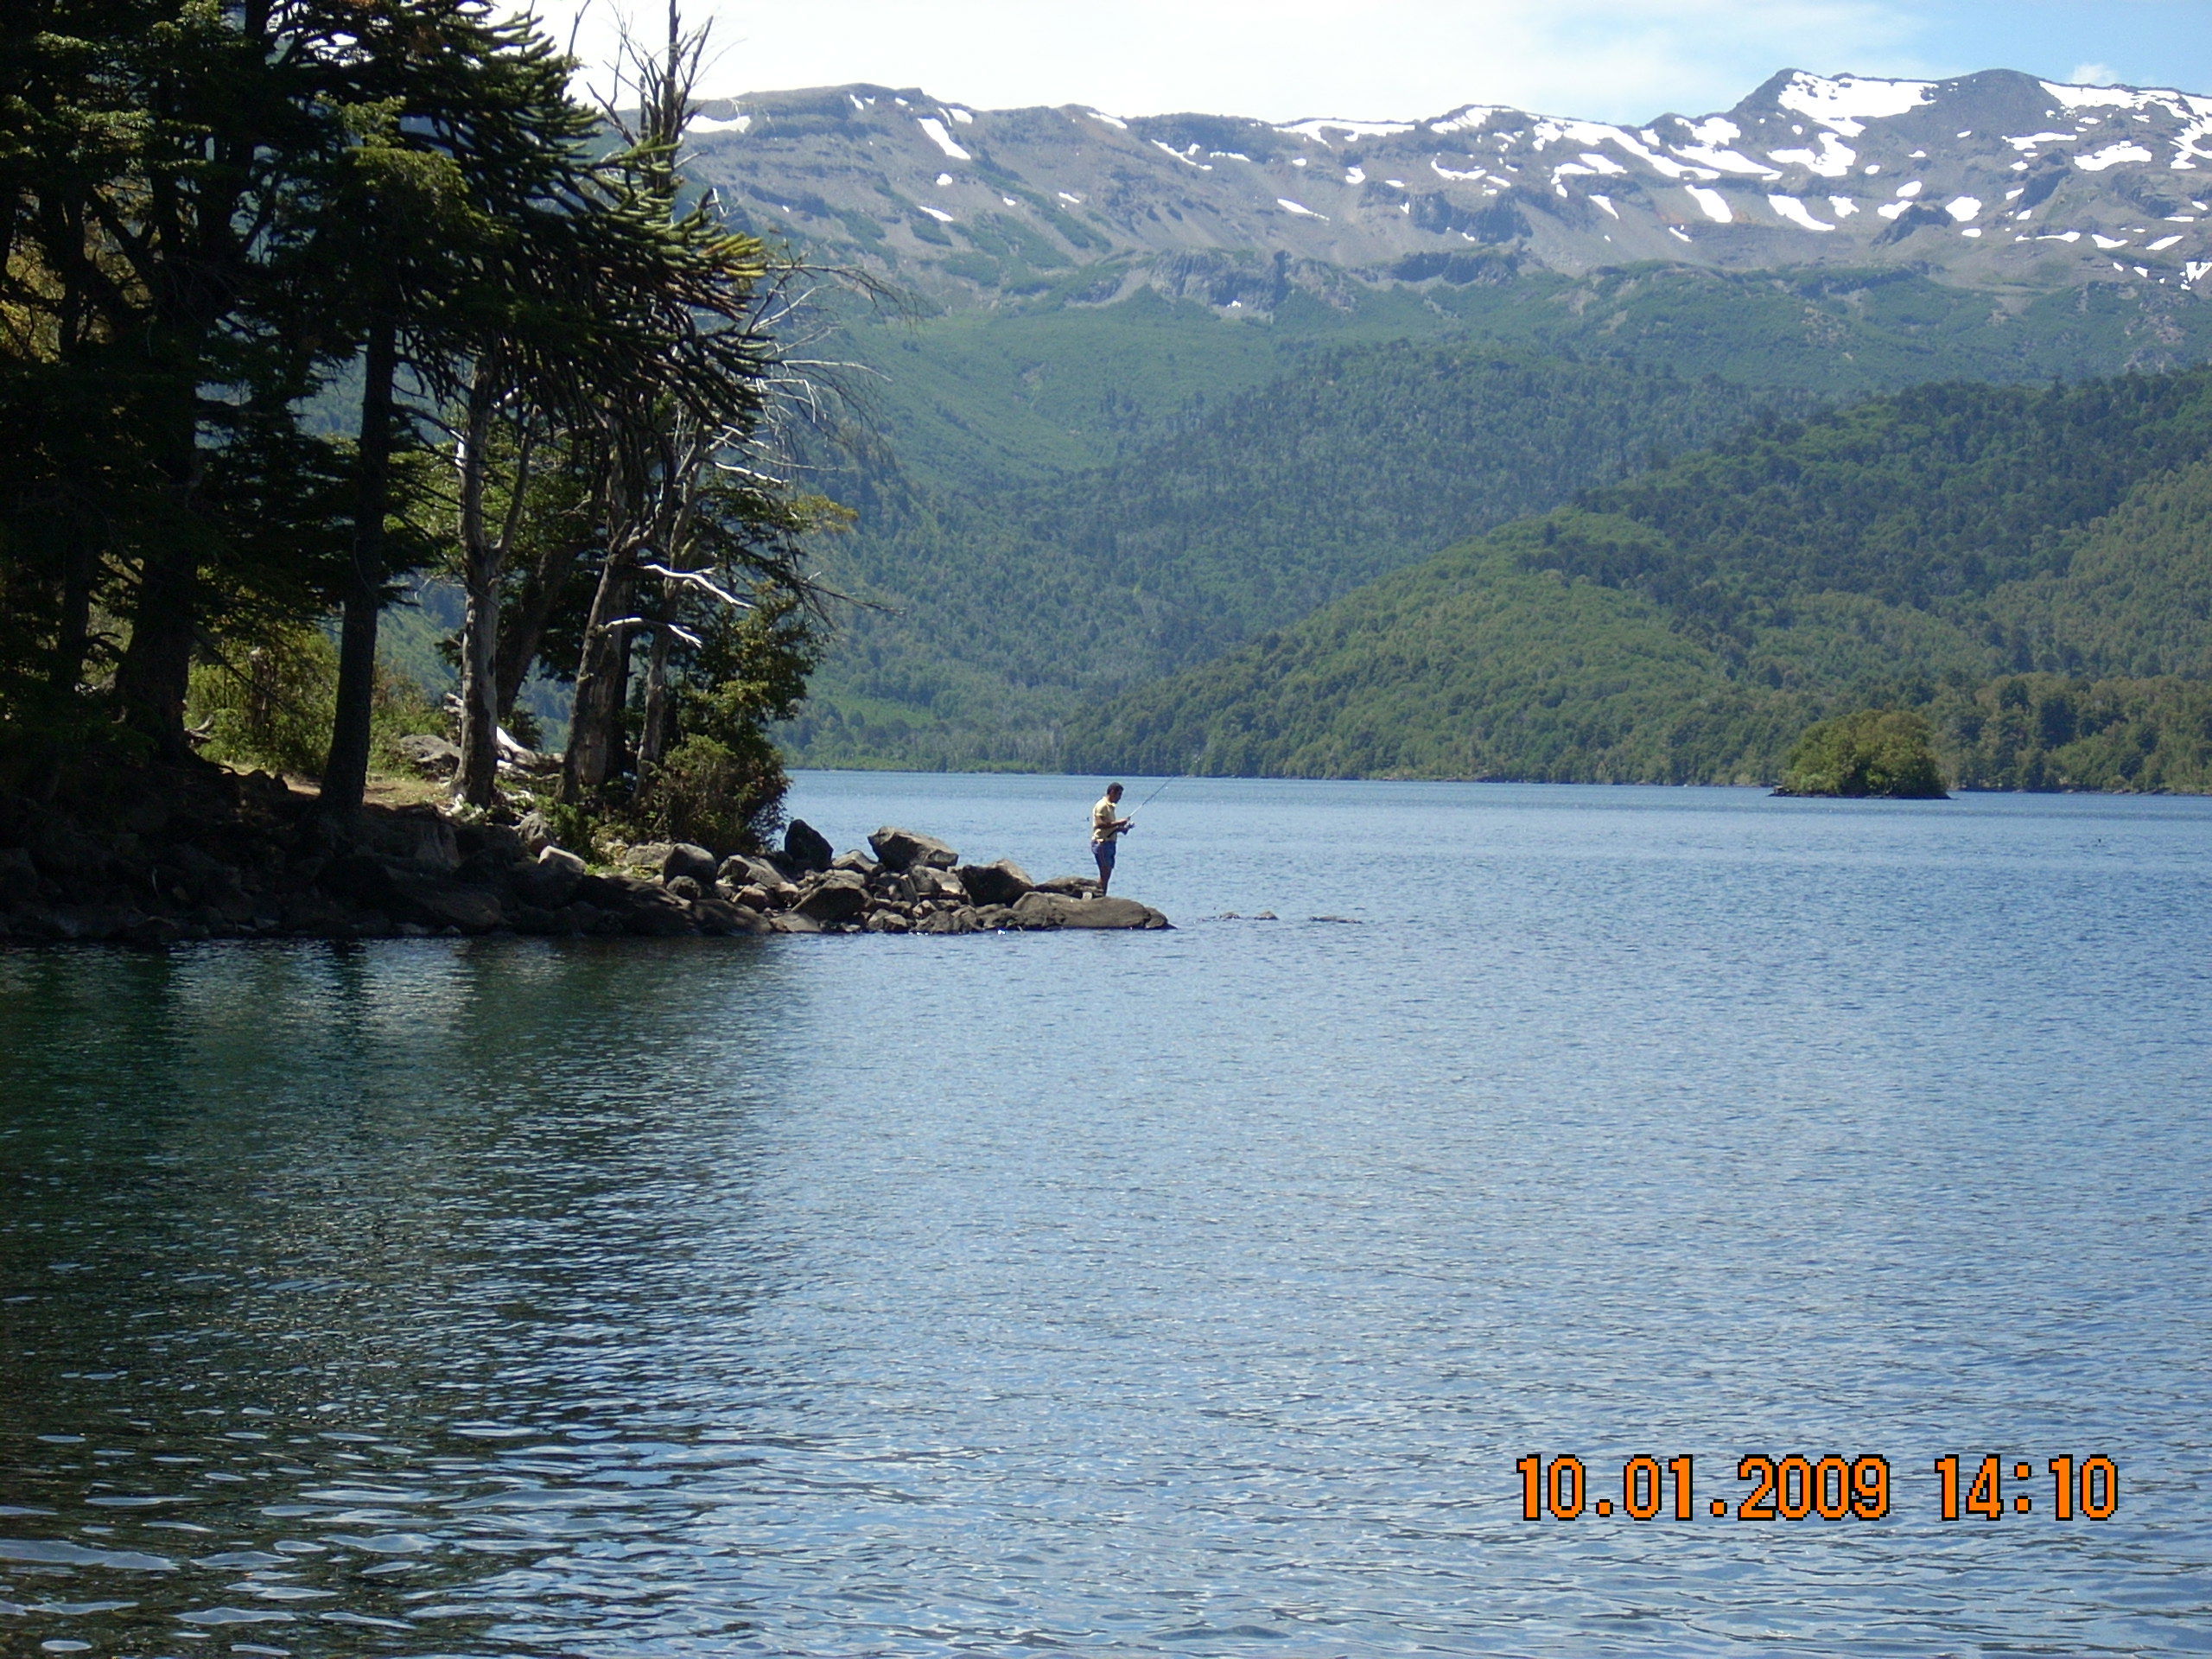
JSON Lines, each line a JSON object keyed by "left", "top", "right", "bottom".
{"left": 3, "top": 773, "right": 2209, "bottom": 1658}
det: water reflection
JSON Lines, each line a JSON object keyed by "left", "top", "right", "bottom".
{"left": 3, "top": 940, "right": 806, "bottom": 1654}
{"left": 3, "top": 781, "right": 2211, "bottom": 1656}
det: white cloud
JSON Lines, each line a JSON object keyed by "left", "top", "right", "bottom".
{"left": 2069, "top": 61, "right": 2118, "bottom": 86}
{"left": 527, "top": 0, "right": 1950, "bottom": 124}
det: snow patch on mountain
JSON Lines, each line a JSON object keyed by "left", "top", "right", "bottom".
{"left": 2078, "top": 143, "right": 2155, "bottom": 171}
{"left": 1769, "top": 195, "right": 1834, "bottom": 232}
{"left": 1281, "top": 118, "right": 1417, "bottom": 142}
{"left": 1775, "top": 73, "right": 1934, "bottom": 136}
{"left": 918, "top": 118, "right": 969, "bottom": 161}
{"left": 1685, "top": 186, "right": 1733, "bottom": 223}
{"left": 1766, "top": 133, "right": 1856, "bottom": 177}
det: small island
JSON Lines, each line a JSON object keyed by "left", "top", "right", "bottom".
{"left": 1774, "top": 710, "right": 1951, "bottom": 799}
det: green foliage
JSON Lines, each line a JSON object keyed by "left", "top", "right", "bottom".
{"left": 792, "top": 262, "right": 2212, "bottom": 773}
{"left": 628, "top": 733, "right": 785, "bottom": 855}
{"left": 1064, "top": 364, "right": 2212, "bottom": 791}
{"left": 187, "top": 628, "right": 342, "bottom": 778}
{"left": 185, "top": 623, "right": 446, "bottom": 779}
{"left": 1, "top": 0, "right": 826, "bottom": 808}
{"left": 1931, "top": 675, "right": 2212, "bottom": 793}
{"left": 794, "top": 340, "right": 1801, "bottom": 769}
{"left": 1778, "top": 710, "right": 1948, "bottom": 798}
{"left": 366, "top": 664, "right": 449, "bottom": 769}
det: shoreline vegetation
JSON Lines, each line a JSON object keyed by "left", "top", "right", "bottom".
{"left": 0, "top": 756, "right": 1167, "bottom": 945}
{"left": 3, "top": 1, "right": 838, "bottom": 889}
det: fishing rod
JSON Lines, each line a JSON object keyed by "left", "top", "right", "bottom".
{"left": 1131, "top": 775, "right": 1177, "bottom": 815}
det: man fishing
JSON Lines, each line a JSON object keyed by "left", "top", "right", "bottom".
{"left": 1090, "top": 782, "right": 1133, "bottom": 894}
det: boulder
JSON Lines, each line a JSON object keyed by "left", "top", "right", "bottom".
{"left": 519, "top": 844, "right": 586, "bottom": 907}
{"left": 385, "top": 871, "right": 507, "bottom": 933}
{"left": 1036, "top": 874, "right": 1102, "bottom": 898}
{"left": 395, "top": 733, "right": 461, "bottom": 777}
{"left": 624, "top": 841, "right": 676, "bottom": 874}
{"left": 666, "top": 874, "right": 705, "bottom": 902}
{"left": 1010, "top": 892, "right": 1169, "bottom": 931}
{"left": 912, "top": 865, "right": 967, "bottom": 902}
{"left": 514, "top": 810, "right": 555, "bottom": 857}
{"left": 868, "top": 826, "right": 960, "bottom": 871}
{"left": 917, "top": 907, "right": 980, "bottom": 935}
{"left": 793, "top": 869, "right": 868, "bottom": 924}
{"left": 357, "top": 807, "right": 461, "bottom": 873}
{"left": 692, "top": 897, "right": 771, "bottom": 937}
{"left": 864, "top": 911, "right": 912, "bottom": 933}
{"left": 662, "top": 842, "right": 718, "bottom": 886}
{"left": 957, "top": 858, "right": 1034, "bottom": 907}
{"left": 784, "top": 818, "right": 834, "bottom": 874}
{"left": 971, "top": 905, "right": 1018, "bottom": 931}
{"left": 770, "top": 912, "right": 822, "bottom": 934}
{"left": 830, "top": 850, "right": 878, "bottom": 877}
{"left": 732, "top": 882, "right": 774, "bottom": 911}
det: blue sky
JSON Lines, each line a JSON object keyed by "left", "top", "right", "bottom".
{"left": 531, "top": 1, "right": 2212, "bottom": 120}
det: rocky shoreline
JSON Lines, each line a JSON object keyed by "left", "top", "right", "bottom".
{"left": 0, "top": 766, "right": 1170, "bottom": 945}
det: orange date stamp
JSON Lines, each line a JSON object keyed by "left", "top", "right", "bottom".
{"left": 1516, "top": 1452, "right": 2120, "bottom": 1521}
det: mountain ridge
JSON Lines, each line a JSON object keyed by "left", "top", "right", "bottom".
{"left": 692, "top": 67, "right": 2212, "bottom": 314}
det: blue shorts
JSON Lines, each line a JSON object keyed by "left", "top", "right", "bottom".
{"left": 1093, "top": 837, "right": 1116, "bottom": 870}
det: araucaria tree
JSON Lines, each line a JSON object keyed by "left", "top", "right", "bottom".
{"left": 1, "top": 0, "right": 834, "bottom": 845}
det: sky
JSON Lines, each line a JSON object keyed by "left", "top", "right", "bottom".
{"left": 522, "top": 0, "right": 2212, "bottom": 124}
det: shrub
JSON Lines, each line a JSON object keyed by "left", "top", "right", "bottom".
{"left": 1778, "top": 709, "right": 1949, "bottom": 798}
{"left": 627, "top": 731, "right": 787, "bottom": 855}
{"left": 187, "top": 623, "right": 448, "bottom": 779}
{"left": 187, "top": 626, "right": 340, "bottom": 777}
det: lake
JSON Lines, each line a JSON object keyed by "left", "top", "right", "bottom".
{"left": 3, "top": 773, "right": 2209, "bottom": 1657}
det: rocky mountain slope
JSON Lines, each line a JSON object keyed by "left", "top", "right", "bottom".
{"left": 695, "top": 67, "right": 2212, "bottom": 313}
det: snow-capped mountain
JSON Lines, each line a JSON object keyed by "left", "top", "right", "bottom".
{"left": 688, "top": 67, "right": 2212, "bottom": 308}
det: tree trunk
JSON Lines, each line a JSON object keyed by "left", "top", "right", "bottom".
{"left": 493, "top": 543, "right": 580, "bottom": 722}
{"left": 48, "top": 522, "right": 98, "bottom": 696}
{"left": 454, "top": 369, "right": 503, "bottom": 809}
{"left": 113, "top": 373, "right": 202, "bottom": 755}
{"left": 561, "top": 553, "right": 634, "bottom": 801}
{"left": 638, "top": 607, "right": 672, "bottom": 772}
{"left": 321, "top": 312, "right": 397, "bottom": 816}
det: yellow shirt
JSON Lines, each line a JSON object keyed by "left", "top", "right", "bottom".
{"left": 1092, "top": 797, "right": 1122, "bottom": 843}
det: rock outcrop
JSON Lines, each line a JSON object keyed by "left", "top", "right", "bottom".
{"left": 0, "top": 784, "right": 1172, "bottom": 944}
{"left": 783, "top": 818, "right": 834, "bottom": 874}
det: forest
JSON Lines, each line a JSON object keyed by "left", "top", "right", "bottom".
{"left": 1, "top": 0, "right": 833, "bottom": 852}
{"left": 783, "top": 266, "right": 2212, "bottom": 774}
{"left": 1062, "top": 368, "right": 2212, "bottom": 791}
{"left": 786, "top": 342, "right": 1811, "bottom": 769}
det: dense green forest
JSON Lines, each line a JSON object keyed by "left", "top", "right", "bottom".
{"left": 1062, "top": 370, "right": 2212, "bottom": 791}
{"left": 785, "top": 268, "right": 2212, "bottom": 771}
{"left": 0, "top": 0, "right": 829, "bottom": 851}
{"left": 785, "top": 343, "right": 1808, "bottom": 767}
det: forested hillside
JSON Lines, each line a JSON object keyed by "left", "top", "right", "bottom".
{"left": 786, "top": 264, "right": 2212, "bottom": 769}
{"left": 1063, "top": 369, "right": 2212, "bottom": 791}
{"left": 785, "top": 342, "right": 1800, "bottom": 766}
